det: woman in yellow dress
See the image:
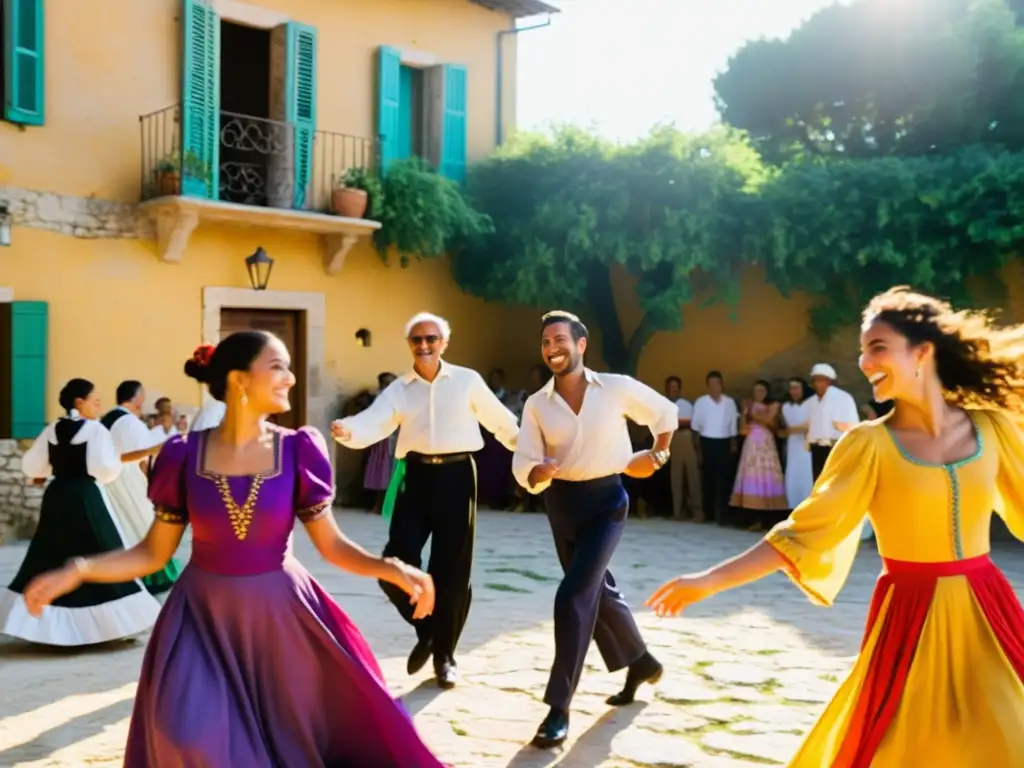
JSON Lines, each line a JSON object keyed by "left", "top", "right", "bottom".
{"left": 646, "top": 286, "right": 1024, "bottom": 768}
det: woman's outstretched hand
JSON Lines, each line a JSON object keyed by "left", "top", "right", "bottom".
{"left": 645, "top": 573, "right": 716, "bottom": 617}
{"left": 387, "top": 559, "right": 436, "bottom": 620}
{"left": 23, "top": 564, "right": 83, "bottom": 617}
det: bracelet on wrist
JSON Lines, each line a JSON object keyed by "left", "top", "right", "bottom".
{"left": 70, "top": 556, "right": 92, "bottom": 576}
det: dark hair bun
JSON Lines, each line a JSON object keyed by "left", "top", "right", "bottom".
{"left": 183, "top": 344, "right": 216, "bottom": 384}
{"left": 183, "top": 333, "right": 272, "bottom": 402}
{"left": 183, "top": 359, "right": 211, "bottom": 384}
{"left": 58, "top": 378, "right": 94, "bottom": 414}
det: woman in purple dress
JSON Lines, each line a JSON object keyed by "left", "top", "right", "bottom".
{"left": 21, "top": 331, "right": 447, "bottom": 768}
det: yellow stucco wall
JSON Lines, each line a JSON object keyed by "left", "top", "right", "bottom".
{"left": 0, "top": 0, "right": 515, "bottom": 199}
{"left": 3, "top": 227, "right": 543, "bottom": 422}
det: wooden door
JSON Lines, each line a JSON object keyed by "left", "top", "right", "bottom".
{"left": 219, "top": 308, "right": 306, "bottom": 429}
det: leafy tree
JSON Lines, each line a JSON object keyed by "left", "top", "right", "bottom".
{"left": 372, "top": 157, "right": 493, "bottom": 266}
{"left": 451, "top": 126, "right": 765, "bottom": 374}
{"left": 754, "top": 146, "right": 1024, "bottom": 335}
{"left": 714, "top": 0, "right": 1024, "bottom": 164}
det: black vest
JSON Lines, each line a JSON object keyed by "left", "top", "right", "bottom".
{"left": 100, "top": 407, "right": 131, "bottom": 431}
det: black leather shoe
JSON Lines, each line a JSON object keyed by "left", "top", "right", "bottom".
{"left": 407, "top": 637, "right": 432, "bottom": 675}
{"left": 435, "top": 659, "right": 458, "bottom": 690}
{"left": 531, "top": 707, "right": 569, "bottom": 749}
{"left": 607, "top": 652, "right": 663, "bottom": 706}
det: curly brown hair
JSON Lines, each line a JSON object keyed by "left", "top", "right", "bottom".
{"left": 862, "top": 286, "right": 1024, "bottom": 413}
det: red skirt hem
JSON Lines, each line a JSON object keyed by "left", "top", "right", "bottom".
{"left": 834, "top": 555, "right": 1024, "bottom": 768}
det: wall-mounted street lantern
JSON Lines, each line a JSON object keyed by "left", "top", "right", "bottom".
{"left": 245, "top": 246, "right": 274, "bottom": 290}
{"left": 0, "top": 204, "right": 11, "bottom": 247}
{"left": 355, "top": 328, "right": 372, "bottom": 347}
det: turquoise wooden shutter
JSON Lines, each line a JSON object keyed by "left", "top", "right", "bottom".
{"left": 10, "top": 301, "right": 47, "bottom": 439}
{"left": 439, "top": 65, "right": 467, "bottom": 183}
{"left": 285, "top": 22, "right": 316, "bottom": 209}
{"left": 377, "top": 46, "right": 401, "bottom": 173}
{"left": 3, "top": 0, "right": 45, "bottom": 125}
{"left": 180, "top": 0, "right": 220, "bottom": 199}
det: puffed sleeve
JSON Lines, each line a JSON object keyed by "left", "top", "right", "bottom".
{"left": 764, "top": 423, "right": 880, "bottom": 607}
{"left": 984, "top": 410, "right": 1024, "bottom": 542}
{"left": 21, "top": 422, "right": 56, "bottom": 479}
{"left": 85, "top": 422, "right": 123, "bottom": 486}
{"left": 148, "top": 434, "right": 190, "bottom": 525}
{"left": 294, "top": 427, "right": 335, "bottom": 524}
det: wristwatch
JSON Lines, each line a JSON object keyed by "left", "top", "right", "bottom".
{"left": 650, "top": 449, "right": 670, "bottom": 468}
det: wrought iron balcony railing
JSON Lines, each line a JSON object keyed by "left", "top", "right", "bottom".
{"left": 139, "top": 104, "right": 378, "bottom": 214}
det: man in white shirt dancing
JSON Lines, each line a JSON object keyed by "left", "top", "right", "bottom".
{"left": 513, "top": 311, "right": 677, "bottom": 749}
{"left": 331, "top": 312, "right": 519, "bottom": 690}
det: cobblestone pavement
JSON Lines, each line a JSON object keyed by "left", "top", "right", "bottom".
{"left": 1, "top": 510, "right": 1022, "bottom": 767}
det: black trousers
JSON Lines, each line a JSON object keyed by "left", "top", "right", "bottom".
{"left": 542, "top": 476, "right": 647, "bottom": 711}
{"left": 810, "top": 444, "right": 833, "bottom": 481}
{"left": 699, "top": 437, "right": 734, "bottom": 525}
{"left": 377, "top": 455, "right": 477, "bottom": 663}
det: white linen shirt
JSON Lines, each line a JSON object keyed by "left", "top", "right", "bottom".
{"left": 675, "top": 398, "right": 694, "bottom": 426}
{"left": 334, "top": 362, "right": 519, "bottom": 456}
{"left": 690, "top": 394, "right": 739, "bottom": 439}
{"left": 512, "top": 369, "right": 678, "bottom": 494}
{"left": 107, "top": 407, "right": 165, "bottom": 455}
{"left": 806, "top": 385, "right": 859, "bottom": 444}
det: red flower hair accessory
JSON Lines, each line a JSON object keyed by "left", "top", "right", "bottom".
{"left": 191, "top": 344, "right": 215, "bottom": 368}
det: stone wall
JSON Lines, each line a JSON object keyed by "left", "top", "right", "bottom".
{"left": 0, "top": 186, "right": 150, "bottom": 240}
{"left": 0, "top": 440, "right": 43, "bottom": 543}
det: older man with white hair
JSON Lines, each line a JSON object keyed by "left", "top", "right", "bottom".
{"left": 332, "top": 311, "right": 519, "bottom": 690}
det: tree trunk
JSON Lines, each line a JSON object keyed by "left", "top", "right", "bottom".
{"left": 585, "top": 267, "right": 656, "bottom": 377}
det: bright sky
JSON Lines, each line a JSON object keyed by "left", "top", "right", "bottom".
{"left": 516, "top": 0, "right": 843, "bottom": 141}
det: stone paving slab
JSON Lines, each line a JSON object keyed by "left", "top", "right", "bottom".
{"left": 1, "top": 510, "right": 1022, "bottom": 767}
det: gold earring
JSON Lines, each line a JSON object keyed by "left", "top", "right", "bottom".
{"left": 240, "top": 390, "right": 248, "bottom": 407}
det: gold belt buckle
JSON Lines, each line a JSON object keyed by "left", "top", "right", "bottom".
{"left": 425, "top": 455, "right": 443, "bottom": 465}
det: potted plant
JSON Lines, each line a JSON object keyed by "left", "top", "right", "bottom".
{"left": 154, "top": 151, "right": 212, "bottom": 197}
{"left": 155, "top": 153, "right": 181, "bottom": 196}
{"left": 331, "top": 166, "right": 381, "bottom": 219}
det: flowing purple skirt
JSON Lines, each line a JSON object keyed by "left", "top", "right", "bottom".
{"left": 474, "top": 430, "right": 513, "bottom": 507}
{"left": 125, "top": 558, "right": 447, "bottom": 767}
{"left": 364, "top": 438, "right": 394, "bottom": 492}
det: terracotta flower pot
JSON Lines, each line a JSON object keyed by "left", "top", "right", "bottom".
{"left": 157, "top": 170, "right": 180, "bottom": 196}
{"left": 331, "top": 187, "right": 368, "bottom": 218}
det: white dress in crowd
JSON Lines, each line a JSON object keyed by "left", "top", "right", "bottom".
{"left": 781, "top": 400, "right": 814, "bottom": 509}
{"left": 103, "top": 407, "right": 167, "bottom": 545}
{"left": 190, "top": 398, "right": 226, "bottom": 431}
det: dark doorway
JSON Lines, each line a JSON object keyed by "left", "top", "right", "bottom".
{"left": 219, "top": 21, "right": 272, "bottom": 205}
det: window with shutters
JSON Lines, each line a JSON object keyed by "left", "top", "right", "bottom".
{"left": 0, "top": 301, "right": 47, "bottom": 440}
{"left": 169, "top": 0, "right": 322, "bottom": 210}
{"left": 378, "top": 46, "right": 468, "bottom": 183}
{"left": 2, "top": 0, "right": 46, "bottom": 126}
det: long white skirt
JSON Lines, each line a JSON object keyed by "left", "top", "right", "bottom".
{"left": 104, "top": 462, "right": 155, "bottom": 546}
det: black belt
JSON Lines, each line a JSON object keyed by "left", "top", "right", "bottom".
{"left": 405, "top": 451, "right": 470, "bottom": 465}
{"left": 550, "top": 475, "right": 620, "bottom": 490}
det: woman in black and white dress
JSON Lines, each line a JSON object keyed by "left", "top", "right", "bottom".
{"left": 0, "top": 378, "right": 160, "bottom": 645}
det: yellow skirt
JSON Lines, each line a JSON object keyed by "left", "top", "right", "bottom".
{"left": 785, "top": 555, "right": 1024, "bottom": 767}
